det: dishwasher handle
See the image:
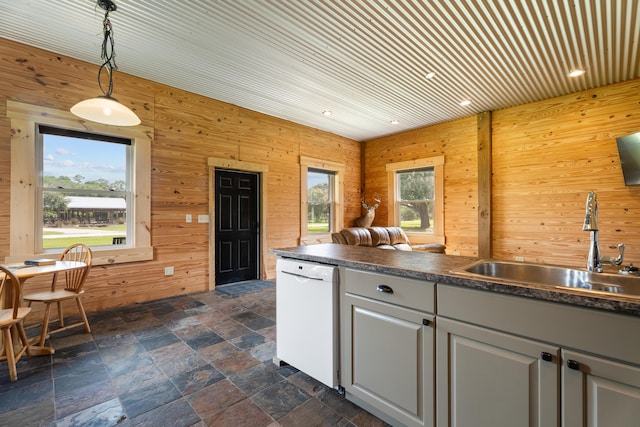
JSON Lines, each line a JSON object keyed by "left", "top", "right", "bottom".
{"left": 279, "top": 270, "right": 325, "bottom": 281}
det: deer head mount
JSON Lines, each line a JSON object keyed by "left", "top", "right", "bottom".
{"left": 354, "top": 194, "right": 381, "bottom": 227}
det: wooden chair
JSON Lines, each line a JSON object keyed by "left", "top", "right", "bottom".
{"left": 0, "top": 265, "right": 32, "bottom": 382}
{"left": 23, "top": 243, "right": 93, "bottom": 347}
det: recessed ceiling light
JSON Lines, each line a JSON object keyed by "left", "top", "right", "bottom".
{"left": 567, "top": 68, "right": 586, "bottom": 77}
{"left": 321, "top": 110, "right": 332, "bottom": 116}
{"left": 425, "top": 72, "right": 436, "bottom": 79}
{"left": 459, "top": 100, "right": 472, "bottom": 106}
{"left": 390, "top": 120, "right": 400, "bottom": 125}
{"left": 568, "top": 68, "right": 586, "bottom": 77}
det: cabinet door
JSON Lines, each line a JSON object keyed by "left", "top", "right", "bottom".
{"left": 343, "top": 293, "right": 434, "bottom": 427}
{"left": 563, "top": 349, "right": 640, "bottom": 427}
{"left": 436, "top": 318, "right": 559, "bottom": 427}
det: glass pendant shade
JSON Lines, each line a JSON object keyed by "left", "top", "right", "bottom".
{"left": 71, "top": 95, "right": 140, "bottom": 126}
{"left": 70, "top": 1, "right": 140, "bottom": 127}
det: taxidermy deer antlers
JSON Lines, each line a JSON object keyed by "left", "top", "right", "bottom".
{"left": 354, "top": 194, "right": 381, "bottom": 227}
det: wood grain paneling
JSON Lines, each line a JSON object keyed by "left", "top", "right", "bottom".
{"left": 491, "top": 81, "right": 640, "bottom": 268}
{"left": 4, "top": 35, "right": 640, "bottom": 322}
{"left": 364, "top": 117, "right": 479, "bottom": 255}
{"left": 477, "top": 111, "right": 492, "bottom": 258}
{"left": 0, "top": 38, "right": 361, "bottom": 321}
{"left": 365, "top": 78, "right": 640, "bottom": 266}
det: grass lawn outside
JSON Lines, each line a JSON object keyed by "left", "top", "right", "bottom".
{"left": 43, "top": 224, "right": 126, "bottom": 249}
{"left": 400, "top": 219, "right": 433, "bottom": 233}
{"left": 308, "top": 223, "right": 330, "bottom": 233}
{"left": 43, "top": 236, "right": 121, "bottom": 249}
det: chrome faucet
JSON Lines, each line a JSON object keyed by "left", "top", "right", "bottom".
{"left": 582, "top": 191, "right": 625, "bottom": 272}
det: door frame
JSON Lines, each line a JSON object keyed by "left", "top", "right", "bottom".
{"left": 208, "top": 157, "right": 268, "bottom": 290}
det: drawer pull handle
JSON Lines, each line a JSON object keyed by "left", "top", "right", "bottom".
{"left": 376, "top": 284, "right": 394, "bottom": 294}
{"left": 567, "top": 359, "right": 581, "bottom": 371}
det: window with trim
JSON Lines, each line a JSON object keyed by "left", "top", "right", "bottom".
{"left": 397, "top": 167, "right": 435, "bottom": 232}
{"left": 38, "top": 126, "right": 131, "bottom": 250}
{"left": 7, "top": 101, "right": 153, "bottom": 265}
{"left": 300, "top": 156, "right": 344, "bottom": 243}
{"left": 386, "top": 156, "right": 445, "bottom": 244}
{"left": 307, "top": 168, "right": 334, "bottom": 233}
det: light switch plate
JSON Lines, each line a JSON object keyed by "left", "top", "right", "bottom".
{"left": 186, "top": 214, "right": 192, "bottom": 223}
{"left": 198, "top": 214, "right": 209, "bottom": 223}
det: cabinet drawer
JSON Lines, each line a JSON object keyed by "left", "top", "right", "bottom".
{"left": 344, "top": 268, "right": 434, "bottom": 313}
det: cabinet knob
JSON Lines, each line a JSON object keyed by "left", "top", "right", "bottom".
{"left": 567, "top": 359, "right": 581, "bottom": 371}
{"left": 422, "top": 319, "right": 431, "bottom": 326}
{"left": 376, "top": 284, "right": 394, "bottom": 294}
{"left": 541, "top": 352, "right": 553, "bottom": 362}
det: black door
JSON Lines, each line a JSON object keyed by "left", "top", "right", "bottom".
{"left": 215, "top": 169, "right": 260, "bottom": 285}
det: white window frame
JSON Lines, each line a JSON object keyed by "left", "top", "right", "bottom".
{"left": 300, "top": 156, "right": 344, "bottom": 245}
{"left": 386, "top": 156, "right": 445, "bottom": 245}
{"left": 7, "top": 100, "right": 153, "bottom": 265}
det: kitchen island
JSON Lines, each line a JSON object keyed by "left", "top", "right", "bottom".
{"left": 271, "top": 243, "right": 640, "bottom": 316}
{"left": 271, "top": 243, "right": 640, "bottom": 427}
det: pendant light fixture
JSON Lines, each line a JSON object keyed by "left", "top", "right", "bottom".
{"left": 71, "top": 0, "right": 140, "bottom": 126}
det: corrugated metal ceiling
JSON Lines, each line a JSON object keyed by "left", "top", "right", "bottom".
{"left": 1, "top": 0, "right": 639, "bottom": 141}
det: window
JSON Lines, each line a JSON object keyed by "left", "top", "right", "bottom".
{"left": 397, "top": 167, "right": 435, "bottom": 232}
{"left": 38, "top": 126, "right": 131, "bottom": 250}
{"left": 7, "top": 101, "right": 153, "bottom": 265}
{"left": 386, "top": 156, "right": 444, "bottom": 244}
{"left": 307, "top": 168, "right": 335, "bottom": 233}
{"left": 300, "top": 157, "right": 344, "bottom": 244}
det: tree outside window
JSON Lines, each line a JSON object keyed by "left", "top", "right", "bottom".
{"left": 307, "top": 169, "right": 334, "bottom": 233}
{"left": 398, "top": 168, "right": 435, "bottom": 233}
{"left": 386, "top": 156, "right": 444, "bottom": 244}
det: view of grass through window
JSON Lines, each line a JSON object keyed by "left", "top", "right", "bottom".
{"left": 40, "top": 128, "right": 129, "bottom": 250}
{"left": 398, "top": 167, "right": 435, "bottom": 233}
{"left": 307, "top": 169, "right": 333, "bottom": 233}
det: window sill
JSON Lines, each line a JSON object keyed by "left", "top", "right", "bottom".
{"left": 300, "top": 234, "right": 333, "bottom": 245}
{"left": 405, "top": 233, "right": 445, "bottom": 245}
{"left": 6, "top": 246, "right": 154, "bottom": 266}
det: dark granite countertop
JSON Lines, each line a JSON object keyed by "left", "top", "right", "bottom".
{"left": 270, "top": 244, "right": 640, "bottom": 317}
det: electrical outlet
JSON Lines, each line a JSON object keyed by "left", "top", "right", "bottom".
{"left": 515, "top": 256, "right": 525, "bottom": 262}
{"left": 198, "top": 214, "right": 209, "bottom": 223}
{"left": 186, "top": 214, "right": 192, "bottom": 223}
{"left": 164, "top": 266, "right": 174, "bottom": 276}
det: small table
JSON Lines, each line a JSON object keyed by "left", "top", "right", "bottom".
{"left": 2, "top": 260, "right": 86, "bottom": 355}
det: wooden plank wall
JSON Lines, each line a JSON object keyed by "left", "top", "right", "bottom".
{"left": 363, "top": 117, "right": 480, "bottom": 256}
{"left": 365, "top": 78, "right": 640, "bottom": 268}
{"left": 491, "top": 80, "right": 640, "bottom": 268}
{"left": 3, "top": 35, "right": 640, "bottom": 320}
{"left": 0, "top": 38, "right": 361, "bottom": 318}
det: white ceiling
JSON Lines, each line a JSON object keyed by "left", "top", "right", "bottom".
{"left": 1, "top": 1, "right": 639, "bottom": 141}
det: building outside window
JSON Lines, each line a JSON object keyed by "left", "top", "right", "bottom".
{"left": 38, "top": 126, "right": 130, "bottom": 250}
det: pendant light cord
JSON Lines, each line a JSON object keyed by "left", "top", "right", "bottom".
{"left": 97, "top": 0, "right": 118, "bottom": 98}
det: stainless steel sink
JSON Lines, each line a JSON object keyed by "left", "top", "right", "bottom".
{"left": 451, "top": 260, "right": 640, "bottom": 297}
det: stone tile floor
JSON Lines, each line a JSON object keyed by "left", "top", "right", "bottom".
{"left": 0, "top": 280, "right": 389, "bottom": 427}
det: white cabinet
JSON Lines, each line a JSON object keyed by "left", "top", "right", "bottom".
{"left": 437, "top": 283, "right": 640, "bottom": 427}
{"left": 342, "top": 268, "right": 435, "bottom": 427}
{"left": 436, "top": 317, "right": 559, "bottom": 427}
{"left": 563, "top": 349, "right": 640, "bottom": 427}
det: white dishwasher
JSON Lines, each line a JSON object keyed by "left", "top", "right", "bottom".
{"left": 276, "top": 258, "right": 339, "bottom": 388}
